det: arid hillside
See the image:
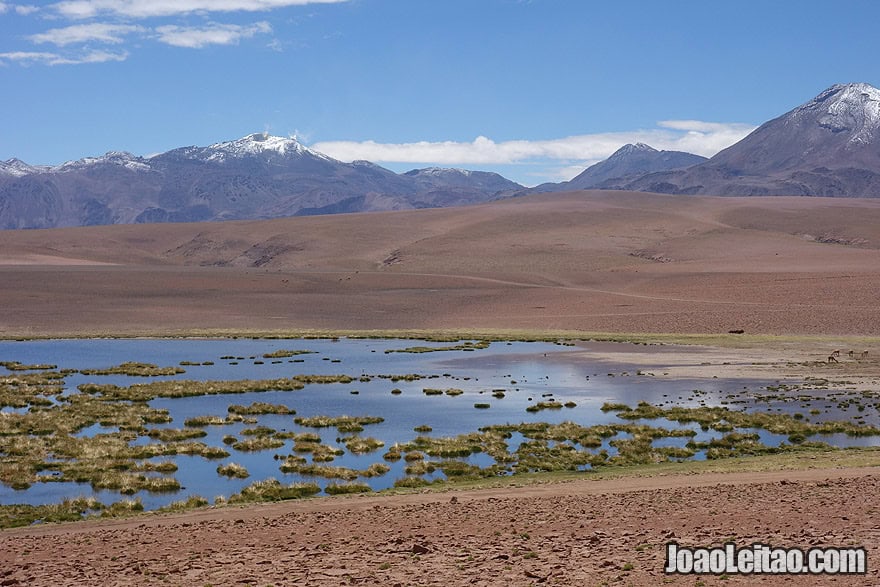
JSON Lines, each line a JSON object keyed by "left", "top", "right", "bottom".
{"left": 1, "top": 190, "right": 879, "bottom": 337}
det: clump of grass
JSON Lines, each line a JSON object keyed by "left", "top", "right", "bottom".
{"left": 158, "top": 495, "right": 209, "bottom": 512}
{"left": 474, "top": 403, "right": 491, "bottom": 409}
{"left": 80, "top": 362, "right": 185, "bottom": 377}
{"left": 324, "top": 482, "right": 372, "bottom": 495}
{"left": 279, "top": 461, "right": 359, "bottom": 479}
{"left": 227, "top": 479, "right": 320, "bottom": 503}
{"left": 240, "top": 425, "right": 277, "bottom": 436}
{"left": 217, "top": 462, "right": 250, "bottom": 478}
{"left": 393, "top": 476, "right": 431, "bottom": 488}
{"left": 101, "top": 498, "right": 144, "bottom": 517}
{"left": 526, "top": 401, "right": 563, "bottom": 413}
{"left": 294, "top": 415, "right": 384, "bottom": 430}
{"left": 445, "top": 389, "right": 464, "bottom": 396}
{"left": 145, "top": 428, "right": 207, "bottom": 442}
{"left": 183, "top": 415, "right": 228, "bottom": 427}
{"left": 231, "top": 436, "right": 285, "bottom": 452}
{"left": 413, "top": 425, "right": 433, "bottom": 433}
{"left": 0, "top": 497, "right": 102, "bottom": 528}
{"left": 0, "top": 361, "right": 58, "bottom": 371}
{"left": 361, "top": 462, "right": 391, "bottom": 477}
{"left": 385, "top": 341, "right": 491, "bottom": 354}
{"left": 422, "top": 388, "right": 444, "bottom": 396}
{"left": 262, "top": 349, "right": 315, "bottom": 359}
{"left": 228, "top": 402, "right": 295, "bottom": 415}
{"left": 343, "top": 436, "right": 385, "bottom": 454}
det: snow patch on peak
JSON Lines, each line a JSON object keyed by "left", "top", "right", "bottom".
{"left": 611, "top": 143, "right": 657, "bottom": 157}
{"left": 55, "top": 151, "right": 150, "bottom": 172}
{"left": 801, "top": 83, "right": 880, "bottom": 144}
{"left": 206, "top": 133, "right": 308, "bottom": 161}
{"left": 409, "top": 166, "right": 472, "bottom": 177}
{"left": 0, "top": 158, "right": 49, "bottom": 176}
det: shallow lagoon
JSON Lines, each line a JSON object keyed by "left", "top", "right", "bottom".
{"left": 1, "top": 338, "right": 878, "bottom": 511}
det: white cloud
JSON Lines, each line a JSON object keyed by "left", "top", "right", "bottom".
{"left": 0, "top": 49, "right": 127, "bottom": 65}
{"left": 154, "top": 21, "right": 272, "bottom": 48}
{"left": 311, "top": 122, "right": 756, "bottom": 168}
{"left": 52, "top": 0, "right": 348, "bottom": 19}
{"left": 29, "top": 23, "right": 144, "bottom": 46}
{"left": 15, "top": 4, "right": 39, "bottom": 14}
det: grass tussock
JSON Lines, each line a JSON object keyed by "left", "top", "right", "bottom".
{"left": 80, "top": 362, "right": 185, "bottom": 377}
{"left": 227, "top": 479, "right": 320, "bottom": 503}
{"left": 324, "top": 482, "right": 372, "bottom": 495}
{"left": 216, "top": 462, "right": 250, "bottom": 478}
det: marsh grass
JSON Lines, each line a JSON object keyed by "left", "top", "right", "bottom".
{"left": 80, "top": 362, "right": 185, "bottom": 377}
{"left": 262, "top": 349, "right": 315, "bottom": 358}
{"left": 216, "top": 462, "right": 250, "bottom": 478}
{"left": 183, "top": 415, "right": 228, "bottom": 427}
{"left": 343, "top": 436, "right": 385, "bottom": 454}
{"left": 0, "top": 496, "right": 102, "bottom": 528}
{"left": 526, "top": 401, "right": 563, "bottom": 413}
{"left": 1, "top": 361, "right": 58, "bottom": 371}
{"left": 157, "top": 495, "right": 209, "bottom": 512}
{"left": 606, "top": 401, "right": 880, "bottom": 438}
{"left": 324, "top": 482, "right": 372, "bottom": 495}
{"left": 231, "top": 436, "right": 285, "bottom": 452}
{"left": 294, "top": 415, "right": 384, "bottom": 431}
{"left": 227, "top": 479, "right": 320, "bottom": 503}
{"left": 228, "top": 402, "right": 295, "bottom": 415}
{"left": 384, "top": 340, "right": 492, "bottom": 354}
{"left": 146, "top": 428, "right": 207, "bottom": 442}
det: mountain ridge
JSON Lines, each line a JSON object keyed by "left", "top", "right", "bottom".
{"left": 0, "top": 133, "right": 522, "bottom": 229}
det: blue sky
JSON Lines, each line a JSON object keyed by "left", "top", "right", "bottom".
{"left": 1, "top": 0, "right": 878, "bottom": 186}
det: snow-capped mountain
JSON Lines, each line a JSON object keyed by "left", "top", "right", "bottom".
{"left": 0, "top": 158, "right": 50, "bottom": 177}
{"left": 625, "top": 83, "right": 880, "bottom": 196}
{"left": 0, "top": 133, "right": 523, "bottom": 229}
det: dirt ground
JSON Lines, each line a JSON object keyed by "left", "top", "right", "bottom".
{"left": 1, "top": 467, "right": 878, "bottom": 586}
{"left": 0, "top": 191, "right": 879, "bottom": 337}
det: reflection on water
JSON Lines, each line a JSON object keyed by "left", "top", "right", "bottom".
{"left": 0, "top": 337, "right": 877, "bottom": 511}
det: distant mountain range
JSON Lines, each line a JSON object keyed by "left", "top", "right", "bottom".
{"left": 0, "top": 133, "right": 521, "bottom": 229}
{"left": 2, "top": 83, "right": 879, "bottom": 229}
{"left": 529, "top": 143, "right": 707, "bottom": 193}
{"left": 530, "top": 82, "right": 880, "bottom": 197}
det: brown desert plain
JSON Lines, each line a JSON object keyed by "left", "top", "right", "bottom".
{"left": 2, "top": 190, "right": 880, "bottom": 586}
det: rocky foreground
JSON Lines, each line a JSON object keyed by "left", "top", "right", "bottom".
{"left": 2, "top": 467, "right": 878, "bottom": 586}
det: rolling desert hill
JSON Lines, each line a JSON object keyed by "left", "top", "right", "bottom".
{"left": 1, "top": 190, "right": 879, "bottom": 337}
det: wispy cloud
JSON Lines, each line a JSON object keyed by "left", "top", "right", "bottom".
{"left": 311, "top": 121, "right": 757, "bottom": 183}
{"left": 0, "top": 49, "right": 127, "bottom": 65}
{"left": 0, "top": 2, "right": 38, "bottom": 14}
{"left": 51, "top": 0, "right": 348, "bottom": 19}
{"left": 1, "top": 0, "right": 346, "bottom": 66}
{"left": 29, "top": 23, "right": 145, "bottom": 46}
{"left": 154, "top": 21, "right": 272, "bottom": 48}
{"left": 312, "top": 122, "right": 755, "bottom": 164}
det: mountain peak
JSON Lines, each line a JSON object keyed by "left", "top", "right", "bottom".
{"left": 611, "top": 143, "right": 658, "bottom": 157}
{"left": 795, "top": 82, "right": 880, "bottom": 144}
{"left": 206, "top": 133, "right": 313, "bottom": 160}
